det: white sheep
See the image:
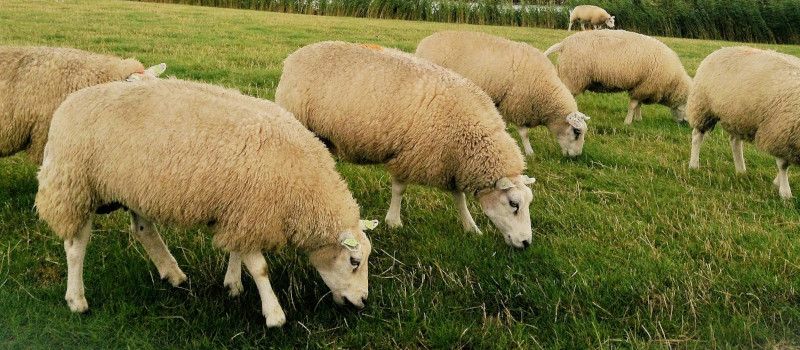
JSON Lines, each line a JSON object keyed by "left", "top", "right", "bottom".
{"left": 416, "top": 31, "right": 590, "bottom": 158}
{"left": 35, "top": 78, "right": 376, "bottom": 327}
{"left": 544, "top": 30, "right": 692, "bottom": 124}
{"left": 275, "top": 41, "right": 538, "bottom": 249}
{"left": 0, "top": 46, "right": 164, "bottom": 164}
{"left": 688, "top": 46, "right": 800, "bottom": 199}
{"left": 568, "top": 5, "right": 615, "bottom": 31}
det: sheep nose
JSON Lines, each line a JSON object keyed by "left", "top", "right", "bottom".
{"left": 522, "top": 239, "right": 531, "bottom": 248}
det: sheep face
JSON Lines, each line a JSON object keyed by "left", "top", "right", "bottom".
{"left": 557, "top": 112, "right": 590, "bottom": 157}
{"left": 309, "top": 229, "right": 372, "bottom": 308}
{"left": 477, "top": 175, "right": 535, "bottom": 249}
{"left": 671, "top": 104, "right": 687, "bottom": 123}
{"left": 606, "top": 16, "right": 616, "bottom": 28}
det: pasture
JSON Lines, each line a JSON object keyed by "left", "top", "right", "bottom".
{"left": 2, "top": 0, "right": 800, "bottom": 348}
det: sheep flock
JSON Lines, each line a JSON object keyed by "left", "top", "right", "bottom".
{"left": 3, "top": 3, "right": 800, "bottom": 330}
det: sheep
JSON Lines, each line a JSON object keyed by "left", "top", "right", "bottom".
{"left": 544, "top": 30, "right": 692, "bottom": 125}
{"left": 687, "top": 46, "right": 800, "bottom": 199}
{"left": 275, "top": 41, "right": 538, "bottom": 249}
{"left": 568, "top": 5, "right": 615, "bottom": 31}
{"left": 0, "top": 46, "right": 165, "bottom": 164}
{"left": 415, "top": 31, "right": 591, "bottom": 158}
{"left": 35, "top": 78, "right": 376, "bottom": 327}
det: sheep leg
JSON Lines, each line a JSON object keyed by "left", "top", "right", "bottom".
{"left": 729, "top": 136, "right": 746, "bottom": 174}
{"left": 689, "top": 128, "right": 705, "bottom": 169}
{"left": 224, "top": 252, "right": 244, "bottom": 297}
{"left": 452, "top": 191, "right": 482, "bottom": 235}
{"left": 568, "top": 21, "right": 573, "bottom": 31}
{"left": 64, "top": 220, "right": 92, "bottom": 313}
{"left": 241, "top": 251, "right": 286, "bottom": 327}
{"left": 517, "top": 126, "right": 534, "bottom": 157}
{"left": 385, "top": 178, "right": 407, "bottom": 229}
{"left": 624, "top": 99, "right": 639, "bottom": 124}
{"left": 581, "top": 22, "right": 586, "bottom": 31}
{"left": 130, "top": 211, "right": 187, "bottom": 287}
{"left": 634, "top": 101, "right": 643, "bottom": 121}
{"left": 775, "top": 158, "right": 792, "bottom": 199}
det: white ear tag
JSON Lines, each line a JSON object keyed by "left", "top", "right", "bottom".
{"left": 359, "top": 219, "right": 379, "bottom": 230}
{"left": 147, "top": 63, "right": 167, "bottom": 77}
{"left": 566, "top": 112, "right": 589, "bottom": 129}
{"left": 342, "top": 238, "right": 361, "bottom": 252}
{"left": 496, "top": 178, "right": 515, "bottom": 190}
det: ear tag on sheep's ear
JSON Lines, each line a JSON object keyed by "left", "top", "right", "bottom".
{"left": 125, "top": 72, "right": 144, "bottom": 82}
{"left": 566, "top": 112, "right": 589, "bottom": 129}
{"left": 342, "top": 238, "right": 361, "bottom": 252}
{"left": 522, "top": 175, "right": 536, "bottom": 185}
{"left": 147, "top": 63, "right": 167, "bottom": 77}
{"left": 496, "top": 178, "right": 515, "bottom": 190}
{"left": 360, "top": 219, "right": 379, "bottom": 230}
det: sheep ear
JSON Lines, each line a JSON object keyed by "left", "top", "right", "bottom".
{"left": 522, "top": 175, "right": 536, "bottom": 185}
{"left": 146, "top": 63, "right": 167, "bottom": 77}
{"left": 566, "top": 112, "right": 589, "bottom": 129}
{"left": 339, "top": 231, "right": 361, "bottom": 252}
{"left": 496, "top": 177, "right": 515, "bottom": 190}
{"left": 359, "top": 219, "right": 379, "bottom": 230}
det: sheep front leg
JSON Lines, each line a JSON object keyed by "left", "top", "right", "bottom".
{"left": 64, "top": 220, "right": 92, "bottom": 313}
{"left": 241, "top": 251, "right": 286, "bottom": 327}
{"left": 385, "top": 178, "right": 407, "bottom": 229}
{"left": 774, "top": 158, "right": 792, "bottom": 199}
{"left": 224, "top": 252, "right": 244, "bottom": 297}
{"left": 130, "top": 211, "right": 186, "bottom": 286}
{"left": 634, "top": 101, "right": 643, "bottom": 121}
{"left": 581, "top": 22, "right": 586, "bottom": 30}
{"left": 624, "top": 99, "right": 639, "bottom": 124}
{"left": 689, "top": 128, "right": 705, "bottom": 169}
{"left": 568, "top": 21, "right": 573, "bottom": 31}
{"left": 452, "top": 192, "right": 481, "bottom": 235}
{"left": 517, "top": 126, "right": 534, "bottom": 156}
{"left": 729, "top": 135, "right": 746, "bottom": 174}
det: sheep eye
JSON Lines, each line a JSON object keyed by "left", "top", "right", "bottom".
{"left": 573, "top": 128, "right": 582, "bottom": 139}
{"left": 509, "top": 200, "right": 520, "bottom": 214}
{"left": 350, "top": 257, "right": 361, "bottom": 269}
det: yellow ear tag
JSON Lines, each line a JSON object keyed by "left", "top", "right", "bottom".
{"left": 360, "top": 219, "right": 378, "bottom": 230}
{"left": 342, "top": 238, "right": 360, "bottom": 251}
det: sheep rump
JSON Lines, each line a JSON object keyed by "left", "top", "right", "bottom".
{"left": 0, "top": 46, "right": 146, "bottom": 164}
{"left": 687, "top": 46, "right": 800, "bottom": 198}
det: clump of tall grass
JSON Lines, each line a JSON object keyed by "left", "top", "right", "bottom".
{"left": 131, "top": 0, "right": 800, "bottom": 44}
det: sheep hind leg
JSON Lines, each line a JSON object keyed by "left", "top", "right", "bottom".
{"left": 634, "top": 101, "right": 643, "bottom": 121}
{"left": 241, "top": 251, "right": 286, "bottom": 327}
{"left": 224, "top": 252, "right": 244, "bottom": 297}
{"left": 64, "top": 219, "right": 92, "bottom": 313}
{"left": 774, "top": 158, "right": 792, "bottom": 199}
{"left": 568, "top": 21, "right": 573, "bottom": 31}
{"left": 624, "top": 99, "right": 639, "bottom": 124}
{"left": 452, "top": 191, "right": 481, "bottom": 235}
{"left": 385, "top": 178, "right": 406, "bottom": 229}
{"left": 130, "top": 211, "right": 186, "bottom": 287}
{"left": 517, "top": 126, "right": 534, "bottom": 157}
{"left": 581, "top": 22, "right": 586, "bottom": 30}
{"left": 689, "top": 128, "right": 706, "bottom": 169}
{"left": 729, "top": 136, "right": 746, "bottom": 174}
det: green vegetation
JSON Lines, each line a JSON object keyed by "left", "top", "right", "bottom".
{"left": 132, "top": 0, "right": 800, "bottom": 44}
{"left": 2, "top": 0, "right": 800, "bottom": 348}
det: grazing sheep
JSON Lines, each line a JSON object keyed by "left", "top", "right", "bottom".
{"left": 568, "top": 5, "right": 615, "bottom": 31}
{"left": 544, "top": 30, "right": 692, "bottom": 124}
{"left": 275, "top": 41, "right": 537, "bottom": 249}
{"left": 0, "top": 46, "right": 164, "bottom": 164}
{"left": 35, "top": 78, "right": 375, "bottom": 327}
{"left": 416, "top": 31, "right": 590, "bottom": 158}
{"left": 687, "top": 46, "right": 800, "bottom": 199}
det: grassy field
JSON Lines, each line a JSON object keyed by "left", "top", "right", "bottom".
{"left": 2, "top": 0, "right": 800, "bottom": 348}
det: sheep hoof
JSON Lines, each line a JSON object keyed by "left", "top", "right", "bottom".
{"left": 689, "top": 162, "right": 699, "bottom": 170}
{"left": 464, "top": 225, "right": 482, "bottom": 235}
{"left": 385, "top": 217, "right": 403, "bottom": 229}
{"left": 780, "top": 190, "right": 792, "bottom": 199}
{"left": 66, "top": 296, "right": 89, "bottom": 313}
{"left": 265, "top": 309, "right": 287, "bottom": 328}
{"left": 161, "top": 268, "right": 188, "bottom": 287}
{"left": 224, "top": 280, "right": 244, "bottom": 297}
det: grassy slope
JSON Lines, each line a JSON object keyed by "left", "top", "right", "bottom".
{"left": 1, "top": 0, "right": 800, "bottom": 348}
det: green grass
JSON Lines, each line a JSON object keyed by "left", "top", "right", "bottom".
{"left": 2, "top": 0, "right": 800, "bottom": 348}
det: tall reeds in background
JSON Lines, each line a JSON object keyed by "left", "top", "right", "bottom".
{"left": 131, "top": 0, "right": 800, "bottom": 44}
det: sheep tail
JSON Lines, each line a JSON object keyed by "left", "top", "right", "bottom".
{"left": 543, "top": 42, "right": 564, "bottom": 57}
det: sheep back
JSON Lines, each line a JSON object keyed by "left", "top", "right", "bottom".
{"left": 0, "top": 46, "right": 145, "bottom": 164}
{"left": 36, "top": 79, "right": 359, "bottom": 252}
{"left": 276, "top": 41, "right": 524, "bottom": 194}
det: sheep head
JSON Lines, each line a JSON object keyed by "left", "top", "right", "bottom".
{"left": 476, "top": 175, "right": 535, "bottom": 249}
{"left": 555, "top": 111, "right": 590, "bottom": 157}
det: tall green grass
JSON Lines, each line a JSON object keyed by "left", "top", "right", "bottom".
{"left": 132, "top": 0, "right": 800, "bottom": 44}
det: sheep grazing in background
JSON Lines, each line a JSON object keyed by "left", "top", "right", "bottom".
{"left": 275, "top": 41, "right": 537, "bottom": 249}
{"left": 568, "top": 5, "right": 615, "bottom": 31}
{"left": 35, "top": 78, "right": 376, "bottom": 327}
{"left": 0, "top": 46, "right": 164, "bottom": 164}
{"left": 544, "top": 30, "right": 692, "bottom": 125}
{"left": 416, "top": 31, "right": 590, "bottom": 158}
{"left": 688, "top": 46, "right": 800, "bottom": 199}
